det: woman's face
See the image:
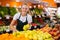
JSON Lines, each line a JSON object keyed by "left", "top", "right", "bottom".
{"left": 21, "top": 5, "right": 29, "bottom": 16}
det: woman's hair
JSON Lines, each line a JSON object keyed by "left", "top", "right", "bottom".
{"left": 21, "top": 4, "right": 29, "bottom": 8}
{"left": 21, "top": 4, "right": 29, "bottom": 13}
{"left": 18, "top": 4, "right": 31, "bottom": 15}
{"left": 21, "top": 4, "right": 27, "bottom": 7}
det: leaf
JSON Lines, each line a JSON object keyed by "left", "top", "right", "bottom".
{"left": 0, "top": 6, "right": 9, "bottom": 17}
{"left": 9, "top": 7, "right": 17, "bottom": 16}
{"left": 33, "top": 8, "right": 43, "bottom": 15}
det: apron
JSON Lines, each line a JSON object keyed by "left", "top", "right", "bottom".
{"left": 16, "top": 14, "right": 28, "bottom": 31}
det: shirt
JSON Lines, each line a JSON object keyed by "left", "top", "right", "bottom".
{"left": 13, "top": 12, "right": 32, "bottom": 23}
{"left": 44, "top": 8, "right": 50, "bottom": 16}
{"left": 57, "top": 7, "right": 60, "bottom": 18}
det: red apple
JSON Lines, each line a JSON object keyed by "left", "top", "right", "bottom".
{"left": 31, "top": 23, "right": 37, "bottom": 26}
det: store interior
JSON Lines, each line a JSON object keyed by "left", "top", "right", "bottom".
{"left": 0, "top": 0, "right": 60, "bottom": 40}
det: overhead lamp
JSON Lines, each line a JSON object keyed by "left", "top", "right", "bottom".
{"left": 6, "top": 3, "right": 10, "bottom": 7}
{"left": 0, "top": 2, "right": 1, "bottom": 5}
{"left": 54, "top": 0, "right": 60, "bottom": 3}
{"left": 16, "top": 0, "right": 20, "bottom": 2}
{"left": 29, "top": 6, "right": 32, "bottom": 8}
{"left": 18, "top": 6, "right": 21, "bottom": 8}
{"left": 38, "top": 5, "right": 40, "bottom": 7}
{"left": 14, "top": 5, "right": 16, "bottom": 8}
{"left": 34, "top": 5, "right": 36, "bottom": 8}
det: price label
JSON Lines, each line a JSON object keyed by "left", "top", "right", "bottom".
{"left": 0, "top": 17, "right": 2, "bottom": 19}
{"left": 6, "top": 17, "right": 10, "bottom": 19}
{"left": 34, "top": 26, "right": 37, "bottom": 28}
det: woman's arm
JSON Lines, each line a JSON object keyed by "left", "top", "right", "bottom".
{"left": 10, "top": 20, "right": 17, "bottom": 32}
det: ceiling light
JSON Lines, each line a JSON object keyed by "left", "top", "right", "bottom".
{"left": 14, "top": 5, "right": 16, "bottom": 7}
{"left": 0, "top": 2, "right": 1, "bottom": 5}
{"left": 18, "top": 6, "right": 21, "bottom": 8}
{"left": 38, "top": 5, "right": 40, "bottom": 7}
{"left": 6, "top": 3, "right": 10, "bottom": 7}
{"left": 16, "top": 0, "right": 20, "bottom": 2}
{"left": 34, "top": 5, "right": 36, "bottom": 8}
{"left": 29, "top": 6, "right": 32, "bottom": 8}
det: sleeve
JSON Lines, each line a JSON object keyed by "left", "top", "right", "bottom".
{"left": 45, "top": 8, "right": 50, "bottom": 16}
{"left": 27, "top": 14, "right": 32, "bottom": 23}
{"left": 47, "top": 11, "right": 50, "bottom": 15}
{"left": 13, "top": 13, "right": 20, "bottom": 20}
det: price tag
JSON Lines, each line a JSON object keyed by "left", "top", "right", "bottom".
{"left": 34, "top": 26, "right": 37, "bottom": 28}
{"left": 35, "top": 15, "right": 37, "bottom": 18}
{"left": 0, "top": 17, "right": 2, "bottom": 19}
{"left": 6, "top": 29, "right": 10, "bottom": 32}
{"left": 38, "top": 15, "right": 41, "bottom": 18}
{"left": 6, "top": 16, "right": 10, "bottom": 19}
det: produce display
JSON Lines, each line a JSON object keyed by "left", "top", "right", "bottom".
{"left": 0, "top": 18, "right": 5, "bottom": 26}
{"left": 23, "top": 24, "right": 30, "bottom": 31}
{"left": 0, "top": 33, "right": 29, "bottom": 40}
{"left": 0, "top": 24, "right": 60, "bottom": 40}
{"left": 23, "top": 23, "right": 46, "bottom": 31}
{"left": 39, "top": 24, "right": 60, "bottom": 40}
{"left": 0, "top": 26, "right": 9, "bottom": 32}
{"left": 40, "top": 24, "right": 52, "bottom": 32}
{"left": 0, "top": 2, "right": 60, "bottom": 40}
{"left": 0, "top": 30, "right": 53, "bottom": 40}
{"left": 49, "top": 28, "right": 60, "bottom": 40}
{"left": 0, "top": 26, "right": 10, "bottom": 34}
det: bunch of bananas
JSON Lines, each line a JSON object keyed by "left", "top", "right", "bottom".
{"left": 23, "top": 24, "right": 30, "bottom": 31}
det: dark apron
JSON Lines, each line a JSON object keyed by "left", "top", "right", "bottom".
{"left": 16, "top": 15, "right": 28, "bottom": 31}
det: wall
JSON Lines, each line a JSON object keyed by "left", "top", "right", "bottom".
{"left": 0, "top": 0, "right": 57, "bottom": 7}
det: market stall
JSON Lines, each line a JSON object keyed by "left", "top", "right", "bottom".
{"left": 0, "top": 0, "right": 60, "bottom": 40}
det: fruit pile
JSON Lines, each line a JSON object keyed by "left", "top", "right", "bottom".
{"left": 49, "top": 28, "right": 60, "bottom": 40}
{"left": 0, "top": 26, "right": 9, "bottom": 32}
{"left": 23, "top": 24, "right": 30, "bottom": 31}
{"left": 0, "top": 30, "right": 53, "bottom": 40}
{"left": 39, "top": 24, "right": 60, "bottom": 40}
{"left": 40, "top": 24, "right": 52, "bottom": 32}
{"left": 23, "top": 23, "right": 46, "bottom": 31}
{"left": 0, "top": 33, "right": 29, "bottom": 40}
{"left": 13, "top": 30, "right": 53, "bottom": 40}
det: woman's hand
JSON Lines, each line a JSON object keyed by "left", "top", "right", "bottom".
{"left": 10, "top": 20, "right": 17, "bottom": 32}
{"left": 13, "top": 28, "right": 18, "bottom": 32}
{"left": 10, "top": 26, "right": 18, "bottom": 32}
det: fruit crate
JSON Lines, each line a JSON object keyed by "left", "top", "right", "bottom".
{"left": 0, "top": 26, "right": 12, "bottom": 34}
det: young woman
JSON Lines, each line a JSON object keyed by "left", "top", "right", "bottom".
{"left": 10, "top": 4, "right": 32, "bottom": 32}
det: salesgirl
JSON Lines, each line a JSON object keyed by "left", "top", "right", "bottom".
{"left": 10, "top": 4, "right": 32, "bottom": 32}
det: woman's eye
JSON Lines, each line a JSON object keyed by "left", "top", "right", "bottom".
{"left": 22, "top": 8, "right": 27, "bottom": 9}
